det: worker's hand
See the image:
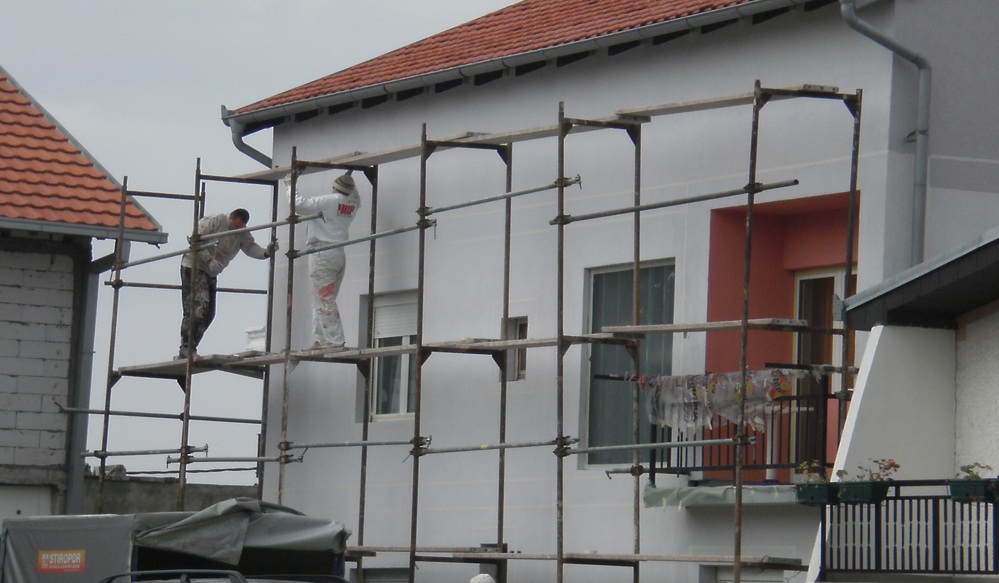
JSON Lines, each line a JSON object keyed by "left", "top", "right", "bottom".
{"left": 266, "top": 240, "right": 280, "bottom": 257}
{"left": 206, "top": 259, "right": 224, "bottom": 277}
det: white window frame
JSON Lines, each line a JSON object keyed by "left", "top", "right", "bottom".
{"left": 371, "top": 291, "right": 418, "bottom": 420}
{"left": 583, "top": 260, "right": 675, "bottom": 466}
{"left": 503, "top": 315, "right": 528, "bottom": 381}
{"left": 793, "top": 267, "right": 853, "bottom": 389}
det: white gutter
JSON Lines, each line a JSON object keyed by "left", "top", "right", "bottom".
{"left": 840, "top": 0, "right": 931, "bottom": 267}
{"left": 0, "top": 217, "right": 166, "bottom": 245}
{"left": 223, "top": 0, "right": 815, "bottom": 165}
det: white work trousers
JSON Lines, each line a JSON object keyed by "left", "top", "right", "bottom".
{"left": 309, "top": 248, "right": 347, "bottom": 346}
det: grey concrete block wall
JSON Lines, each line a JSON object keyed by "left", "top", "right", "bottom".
{"left": 0, "top": 248, "right": 74, "bottom": 487}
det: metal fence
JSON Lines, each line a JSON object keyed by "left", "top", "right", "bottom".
{"left": 650, "top": 392, "right": 836, "bottom": 478}
{"left": 824, "top": 481, "right": 999, "bottom": 575}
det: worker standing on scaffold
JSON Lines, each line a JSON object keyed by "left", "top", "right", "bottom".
{"left": 177, "top": 208, "right": 278, "bottom": 360}
{"left": 294, "top": 171, "right": 361, "bottom": 349}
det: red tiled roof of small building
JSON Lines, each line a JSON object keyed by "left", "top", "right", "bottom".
{"left": 234, "top": 0, "right": 750, "bottom": 116}
{"left": 0, "top": 68, "right": 160, "bottom": 236}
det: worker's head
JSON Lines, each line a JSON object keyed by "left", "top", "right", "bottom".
{"left": 332, "top": 171, "right": 358, "bottom": 196}
{"left": 469, "top": 575, "right": 496, "bottom": 583}
{"left": 228, "top": 208, "right": 250, "bottom": 230}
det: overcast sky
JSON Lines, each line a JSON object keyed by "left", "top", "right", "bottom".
{"left": 0, "top": 1, "right": 519, "bottom": 485}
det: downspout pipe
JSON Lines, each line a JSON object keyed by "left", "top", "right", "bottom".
{"left": 222, "top": 105, "right": 273, "bottom": 168}
{"left": 840, "top": 0, "right": 931, "bottom": 267}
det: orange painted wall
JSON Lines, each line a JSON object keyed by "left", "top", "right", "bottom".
{"left": 705, "top": 212, "right": 795, "bottom": 373}
{"left": 704, "top": 193, "right": 857, "bottom": 483}
{"left": 783, "top": 207, "right": 856, "bottom": 271}
{"left": 706, "top": 192, "right": 857, "bottom": 373}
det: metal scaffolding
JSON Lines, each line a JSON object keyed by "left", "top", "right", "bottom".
{"left": 82, "top": 81, "right": 862, "bottom": 583}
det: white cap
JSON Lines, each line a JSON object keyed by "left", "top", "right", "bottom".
{"left": 470, "top": 575, "right": 496, "bottom": 583}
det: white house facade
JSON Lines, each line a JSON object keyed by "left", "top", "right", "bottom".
{"left": 221, "top": 1, "right": 999, "bottom": 581}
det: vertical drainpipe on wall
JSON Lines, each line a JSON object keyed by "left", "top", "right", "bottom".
{"left": 840, "top": 0, "right": 931, "bottom": 267}
{"left": 64, "top": 246, "right": 100, "bottom": 514}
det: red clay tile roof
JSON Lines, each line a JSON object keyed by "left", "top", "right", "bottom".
{"left": 234, "top": 0, "right": 754, "bottom": 117}
{"left": 0, "top": 67, "right": 162, "bottom": 240}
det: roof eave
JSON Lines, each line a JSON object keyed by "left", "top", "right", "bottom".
{"left": 223, "top": 0, "right": 815, "bottom": 132}
{"left": 0, "top": 217, "right": 168, "bottom": 245}
{"left": 844, "top": 223, "right": 999, "bottom": 330}
{"left": 0, "top": 63, "right": 166, "bottom": 236}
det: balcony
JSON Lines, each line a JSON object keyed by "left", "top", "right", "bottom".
{"left": 822, "top": 480, "right": 998, "bottom": 576}
{"left": 649, "top": 391, "right": 839, "bottom": 483}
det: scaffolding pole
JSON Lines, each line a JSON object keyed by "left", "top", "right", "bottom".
{"left": 90, "top": 82, "right": 866, "bottom": 581}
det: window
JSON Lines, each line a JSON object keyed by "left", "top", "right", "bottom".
{"left": 372, "top": 292, "right": 417, "bottom": 417}
{"left": 793, "top": 269, "right": 855, "bottom": 464}
{"left": 504, "top": 316, "right": 528, "bottom": 381}
{"left": 586, "top": 263, "right": 675, "bottom": 464}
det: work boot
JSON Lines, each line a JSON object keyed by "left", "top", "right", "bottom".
{"left": 175, "top": 346, "right": 199, "bottom": 360}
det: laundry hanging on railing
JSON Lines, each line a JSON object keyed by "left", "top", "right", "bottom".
{"left": 641, "top": 368, "right": 806, "bottom": 432}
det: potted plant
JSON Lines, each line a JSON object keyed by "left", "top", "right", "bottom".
{"left": 949, "top": 462, "right": 999, "bottom": 503}
{"left": 794, "top": 460, "right": 839, "bottom": 506}
{"left": 836, "top": 458, "right": 899, "bottom": 504}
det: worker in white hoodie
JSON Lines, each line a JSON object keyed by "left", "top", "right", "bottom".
{"left": 294, "top": 171, "right": 362, "bottom": 349}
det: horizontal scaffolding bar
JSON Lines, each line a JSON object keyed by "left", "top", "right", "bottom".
{"left": 425, "top": 176, "right": 580, "bottom": 216}
{"left": 349, "top": 546, "right": 801, "bottom": 568}
{"left": 764, "top": 362, "right": 859, "bottom": 376}
{"left": 285, "top": 439, "right": 415, "bottom": 450}
{"left": 126, "top": 189, "right": 197, "bottom": 201}
{"left": 118, "top": 241, "right": 216, "bottom": 270}
{"left": 602, "top": 318, "right": 810, "bottom": 335}
{"left": 103, "top": 280, "right": 266, "bottom": 295}
{"left": 126, "top": 467, "right": 258, "bottom": 476}
{"left": 237, "top": 85, "right": 824, "bottom": 182}
{"left": 119, "top": 213, "right": 319, "bottom": 270}
{"left": 567, "top": 437, "right": 748, "bottom": 456}
{"left": 200, "top": 212, "right": 321, "bottom": 243}
{"left": 57, "top": 404, "right": 261, "bottom": 425}
{"left": 166, "top": 455, "right": 299, "bottom": 465}
{"left": 293, "top": 220, "right": 434, "bottom": 257}
{"left": 198, "top": 172, "right": 279, "bottom": 187}
{"left": 295, "top": 159, "right": 372, "bottom": 173}
{"left": 555, "top": 179, "right": 798, "bottom": 226}
{"left": 421, "top": 438, "right": 573, "bottom": 456}
{"left": 83, "top": 445, "right": 208, "bottom": 459}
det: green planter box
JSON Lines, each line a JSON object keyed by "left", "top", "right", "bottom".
{"left": 838, "top": 481, "right": 890, "bottom": 504}
{"left": 795, "top": 482, "right": 840, "bottom": 506}
{"left": 949, "top": 479, "right": 999, "bottom": 503}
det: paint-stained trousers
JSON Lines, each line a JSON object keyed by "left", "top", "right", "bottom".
{"left": 179, "top": 266, "right": 217, "bottom": 351}
{"left": 310, "top": 248, "right": 347, "bottom": 346}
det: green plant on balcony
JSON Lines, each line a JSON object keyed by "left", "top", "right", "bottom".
{"left": 835, "top": 458, "right": 899, "bottom": 504}
{"left": 949, "top": 462, "right": 999, "bottom": 504}
{"left": 793, "top": 460, "right": 839, "bottom": 506}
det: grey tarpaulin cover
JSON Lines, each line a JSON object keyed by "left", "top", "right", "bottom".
{"left": 0, "top": 514, "right": 133, "bottom": 583}
{"left": 0, "top": 498, "right": 350, "bottom": 583}
{"left": 132, "top": 498, "right": 350, "bottom": 564}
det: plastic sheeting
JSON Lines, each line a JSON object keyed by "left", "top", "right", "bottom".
{"left": 643, "top": 368, "right": 805, "bottom": 431}
{"left": 642, "top": 483, "right": 797, "bottom": 508}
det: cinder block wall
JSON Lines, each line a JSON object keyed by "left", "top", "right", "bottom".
{"left": 0, "top": 246, "right": 75, "bottom": 493}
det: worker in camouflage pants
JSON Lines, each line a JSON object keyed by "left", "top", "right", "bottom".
{"left": 177, "top": 208, "right": 277, "bottom": 359}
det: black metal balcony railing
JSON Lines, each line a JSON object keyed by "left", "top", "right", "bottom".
{"left": 650, "top": 392, "right": 836, "bottom": 478}
{"left": 823, "top": 480, "right": 999, "bottom": 575}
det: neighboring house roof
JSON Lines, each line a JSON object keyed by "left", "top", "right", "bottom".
{"left": 225, "top": 0, "right": 830, "bottom": 132}
{"left": 0, "top": 64, "right": 165, "bottom": 244}
{"left": 845, "top": 225, "right": 999, "bottom": 330}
